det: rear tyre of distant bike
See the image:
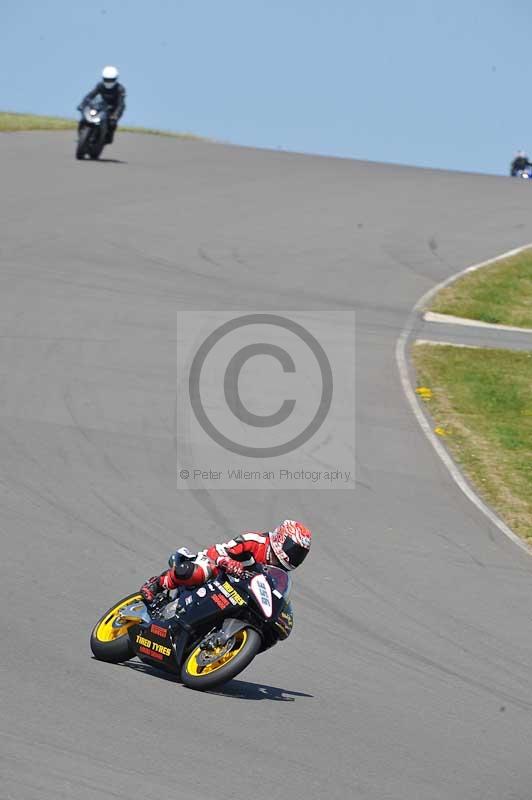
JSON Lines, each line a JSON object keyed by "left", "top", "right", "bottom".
{"left": 89, "top": 140, "right": 105, "bottom": 160}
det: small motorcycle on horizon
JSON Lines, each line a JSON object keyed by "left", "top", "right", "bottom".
{"left": 513, "top": 166, "right": 532, "bottom": 180}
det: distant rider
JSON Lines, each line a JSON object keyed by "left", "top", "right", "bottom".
{"left": 510, "top": 150, "right": 531, "bottom": 176}
{"left": 139, "top": 520, "right": 312, "bottom": 604}
{"left": 77, "top": 66, "right": 126, "bottom": 144}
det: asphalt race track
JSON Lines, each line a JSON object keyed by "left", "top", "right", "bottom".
{"left": 3, "top": 131, "right": 532, "bottom": 800}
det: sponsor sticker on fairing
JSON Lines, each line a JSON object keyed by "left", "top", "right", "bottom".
{"left": 212, "top": 593, "right": 230, "bottom": 610}
{"left": 136, "top": 634, "right": 172, "bottom": 659}
{"left": 220, "top": 581, "right": 246, "bottom": 606}
{"left": 250, "top": 574, "right": 273, "bottom": 618}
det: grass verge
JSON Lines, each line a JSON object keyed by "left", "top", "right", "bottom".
{"left": 412, "top": 343, "right": 532, "bottom": 540}
{"left": 0, "top": 111, "right": 203, "bottom": 140}
{"left": 429, "top": 249, "right": 532, "bottom": 329}
{"left": 0, "top": 111, "right": 76, "bottom": 131}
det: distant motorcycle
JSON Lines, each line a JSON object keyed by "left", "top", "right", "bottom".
{"left": 512, "top": 166, "right": 532, "bottom": 180}
{"left": 76, "top": 97, "right": 110, "bottom": 160}
{"left": 90, "top": 564, "right": 294, "bottom": 691}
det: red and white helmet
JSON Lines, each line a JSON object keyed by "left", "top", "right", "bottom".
{"left": 269, "top": 520, "right": 312, "bottom": 571}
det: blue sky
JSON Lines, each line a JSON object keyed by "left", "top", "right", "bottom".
{"left": 3, "top": 0, "right": 532, "bottom": 174}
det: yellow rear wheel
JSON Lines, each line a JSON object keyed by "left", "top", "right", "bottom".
{"left": 90, "top": 593, "right": 143, "bottom": 663}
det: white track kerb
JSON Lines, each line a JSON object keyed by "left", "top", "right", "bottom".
{"left": 423, "top": 311, "right": 532, "bottom": 335}
{"left": 395, "top": 244, "right": 532, "bottom": 556}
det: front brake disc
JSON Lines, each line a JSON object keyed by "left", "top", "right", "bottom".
{"left": 198, "top": 636, "right": 236, "bottom": 666}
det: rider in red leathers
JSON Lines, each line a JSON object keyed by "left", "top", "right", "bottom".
{"left": 140, "top": 520, "right": 312, "bottom": 604}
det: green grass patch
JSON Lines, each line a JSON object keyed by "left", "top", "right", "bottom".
{"left": 0, "top": 111, "right": 203, "bottom": 140}
{"left": 413, "top": 343, "right": 532, "bottom": 540}
{"left": 429, "top": 249, "right": 532, "bottom": 328}
{"left": 0, "top": 111, "right": 76, "bottom": 131}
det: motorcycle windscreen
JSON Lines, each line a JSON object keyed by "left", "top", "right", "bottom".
{"left": 265, "top": 565, "right": 292, "bottom": 597}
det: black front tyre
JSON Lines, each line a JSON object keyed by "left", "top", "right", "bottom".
{"left": 89, "top": 124, "right": 108, "bottom": 160}
{"left": 181, "top": 627, "right": 262, "bottom": 691}
{"left": 76, "top": 126, "right": 91, "bottom": 160}
{"left": 90, "top": 593, "right": 144, "bottom": 663}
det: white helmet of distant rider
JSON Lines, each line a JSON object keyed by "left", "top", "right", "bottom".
{"left": 102, "top": 66, "right": 119, "bottom": 89}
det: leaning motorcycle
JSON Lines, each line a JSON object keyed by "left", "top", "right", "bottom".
{"left": 90, "top": 565, "right": 294, "bottom": 690}
{"left": 76, "top": 97, "right": 110, "bottom": 160}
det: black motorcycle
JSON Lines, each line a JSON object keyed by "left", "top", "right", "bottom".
{"left": 76, "top": 97, "right": 110, "bottom": 160}
{"left": 90, "top": 565, "right": 294, "bottom": 691}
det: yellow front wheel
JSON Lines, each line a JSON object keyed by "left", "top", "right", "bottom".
{"left": 90, "top": 593, "right": 144, "bottom": 663}
{"left": 181, "top": 628, "right": 261, "bottom": 691}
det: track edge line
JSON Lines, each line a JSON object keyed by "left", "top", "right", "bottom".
{"left": 395, "top": 244, "right": 532, "bottom": 556}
